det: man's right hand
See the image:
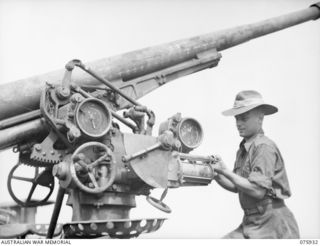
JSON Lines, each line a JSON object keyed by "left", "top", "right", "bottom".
{"left": 211, "top": 155, "right": 228, "bottom": 174}
{"left": 209, "top": 156, "right": 238, "bottom": 193}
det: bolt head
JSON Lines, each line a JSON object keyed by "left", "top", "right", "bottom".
{"left": 56, "top": 86, "right": 70, "bottom": 99}
{"left": 34, "top": 144, "right": 42, "bottom": 151}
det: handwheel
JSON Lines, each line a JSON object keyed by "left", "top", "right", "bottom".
{"left": 146, "top": 196, "right": 172, "bottom": 213}
{"left": 7, "top": 163, "right": 55, "bottom": 207}
{"left": 70, "top": 142, "right": 116, "bottom": 194}
{"left": 146, "top": 188, "right": 171, "bottom": 213}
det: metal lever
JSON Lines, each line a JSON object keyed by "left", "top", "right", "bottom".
{"left": 122, "top": 142, "right": 161, "bottom": 163}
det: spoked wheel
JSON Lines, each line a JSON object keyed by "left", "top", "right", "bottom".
{"left": 70, "top": 142, "right": 116, "bottom": 194}
{"left": 7, "top": 163, "right": 55, "bottom": 207}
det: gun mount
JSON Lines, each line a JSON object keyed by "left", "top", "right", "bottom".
{"left": 0, "top": 2, "right": 319, "bottom": 239}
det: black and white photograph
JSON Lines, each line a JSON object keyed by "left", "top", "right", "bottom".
{"left": 0, "top": 0, "right": 319, "bottom": 242}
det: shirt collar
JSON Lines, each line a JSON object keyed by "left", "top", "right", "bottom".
{"left": 240, "top": 129, "right": 264, "bottom": 152}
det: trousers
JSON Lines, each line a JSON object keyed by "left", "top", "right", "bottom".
{"left": 223, "top": 202, "right": 300, "bottom": 239}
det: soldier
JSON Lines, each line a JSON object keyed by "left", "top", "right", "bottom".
{"left": 213, "top": 90, "right": 299, "bottom": 239}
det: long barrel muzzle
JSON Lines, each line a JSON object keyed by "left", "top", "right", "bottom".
{"left": 0, "top": 3, "right": 319, "bottom": 122}
{"left": 0, "top": 3, "right": 319, "bottom": 151}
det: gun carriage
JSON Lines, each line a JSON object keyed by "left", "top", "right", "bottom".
{"left": 0, "top": 2, "right": 319, "bottom": 239}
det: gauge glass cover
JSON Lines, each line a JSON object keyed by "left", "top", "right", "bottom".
{"left": 76, "top": 99, "right": 111, "bottom": 138}
{"left": 178, "top": 118, "right": 203, "bottom": 149}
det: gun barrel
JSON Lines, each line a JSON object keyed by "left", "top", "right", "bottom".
{"left": 0, "top": 119, "right": 48, "bottom": 150}
{"left": 0, "top": 4, "right": 319, "bottom": 121}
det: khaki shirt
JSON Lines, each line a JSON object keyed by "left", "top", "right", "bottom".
{"left": 225, "top": 131, "right": 300, "bottom": 238}
{"left": 233, "top": 131, "right": 291, "bottom": 209}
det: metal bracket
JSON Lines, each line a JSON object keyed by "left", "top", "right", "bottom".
{"left": 117, "top": 49, "right": 221, "bottom": 109}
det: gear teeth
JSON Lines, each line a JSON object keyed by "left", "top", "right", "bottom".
{"left": 31, "top": 155, "right": 61, "bottom": 166}
{"left": 20, "top": 153, "right": 60, "bottom": 168}
{"left": 29, "top": 150, "right": 64, "bottom": 167}
{"left": 20, "top": 155, "right": 45, "bottom": 167}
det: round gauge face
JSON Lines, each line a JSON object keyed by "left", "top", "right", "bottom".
{"left": 178, "top": 118, "right": 203, "bottom": 149}
{"left": 76, "top": 99, "right": 111, "bottom": 138}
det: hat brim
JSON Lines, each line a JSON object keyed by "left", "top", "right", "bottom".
{"left": 222, "top": 103, "right": 278, "bottom": 116}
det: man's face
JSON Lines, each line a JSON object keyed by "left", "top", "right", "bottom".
{"left": 235, "top": 108, "right": 263, "bottom": 140}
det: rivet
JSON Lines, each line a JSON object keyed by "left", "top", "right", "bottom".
{"left": 35, "top": 144, "right": 42, "bottom": 151}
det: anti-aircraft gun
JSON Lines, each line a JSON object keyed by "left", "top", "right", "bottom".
{"left": 0, "top": 3, "right": 319, "bottom": 239}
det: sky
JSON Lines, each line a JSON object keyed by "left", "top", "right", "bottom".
{"left": 0, "top": 0, "right": 319, "bottom": 239}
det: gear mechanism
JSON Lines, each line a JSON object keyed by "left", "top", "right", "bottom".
{"left": 29, "top": 131, "right": 67, "bottom": 167}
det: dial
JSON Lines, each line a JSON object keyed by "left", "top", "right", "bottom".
{"left": 75, "top": 98, "right": 112, "bottom": 138}
{"left": 178, "top": 118, "right": 203, "bottom": 151}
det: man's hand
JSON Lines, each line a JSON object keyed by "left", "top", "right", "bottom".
{"left": 209, "top": 156, "right": 238, "bottom": 193}
{"left": 211, "top": 155, "right": 228, "bottom": 175}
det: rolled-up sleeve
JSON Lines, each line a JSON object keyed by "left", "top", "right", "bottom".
{"left": 248, "top": 144, "right": 276, "bottom": 191}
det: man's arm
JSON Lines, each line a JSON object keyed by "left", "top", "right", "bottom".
{"left": 211, "top": 158, "right": 237, "bottom": 193}
{"left": 215, "top": 168, "right": 266, "bottom": 199}
{"left": 215, "top": 174, "right": 238, "bottom": 193}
